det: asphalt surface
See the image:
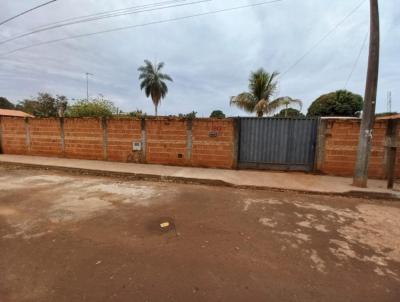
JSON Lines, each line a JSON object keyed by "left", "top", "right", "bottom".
{"left": 0, "top": 166, "right": 399, "bottom": 302}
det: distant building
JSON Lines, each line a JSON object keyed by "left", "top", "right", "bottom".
{"left": 376, "top": 114, "right": 400, "bottom": 120}
{"left": 0, "top": 109, "right": 34, "bottom": 118}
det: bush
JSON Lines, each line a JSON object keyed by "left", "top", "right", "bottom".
{"left": 178, "top": 111, "right": 197, "bottom": 119}
{"left": 128, "top": 110, "right": 146, "bottom": 118}
{"left": 274, "top": 108, "right": 305, "bottom": 118}
{"left": 307, "top": 90, "right": 363, "bottom": 117}
{"left": 66, "top": 99, "right": 117, "bottom": 117}
{"left": 210, "top": 110, "right": 226, "bottom": 118}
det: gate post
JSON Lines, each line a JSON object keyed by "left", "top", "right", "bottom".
{"left": 0, "top": 117, "right": 3, "bottom": 154}
{"left": 314, "top": 118, "right": 327, "bottom": 172}
{"left": 232, "top": 118, "right": 240, "bottom": 169}
{"left": 385, "top": 119, "right": 398, "bottom": 189}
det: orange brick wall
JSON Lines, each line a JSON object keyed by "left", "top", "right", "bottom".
{"left": 64, "top": 118, "right": 104, "bottom": 160}
{"left": 0, "top": 117, "right": 236, "bottom": 169}
{"left": 1, "top": 117, "right": 397, "bottom": 178}
{"left": 320, "top": 119, "right": 395, "bottom": 178}
{"left": 146, "top": 119, "right": 188, "bottom": 166}
{"left": 192, "top": 119, "right": 235, "bottom": 168}
{"left": 107, "top": 119, "right": 142, "bottom": 162}
{"left": 397, "top": 125, "right": 400, "bottom": 177}
{"left": 0, "top": 117, "right": 27, "bottom": 155}
{"left": 29, "top": 118, "right": 62, "bottom": 156}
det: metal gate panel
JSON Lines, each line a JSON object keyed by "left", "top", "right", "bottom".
{"left": 238, "top": 118, "right": 319, "bottom": 171}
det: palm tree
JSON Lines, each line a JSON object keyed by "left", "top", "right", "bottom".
{"left": 138, "top": 60, "right": 173, "bottom": 116}
{"left": 274, "top": 96, "right": 303, "bottom": 117}
{"left": 230, "top": 68, "right": 302, "bottom": 117}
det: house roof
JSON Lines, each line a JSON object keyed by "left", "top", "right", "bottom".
{"left": 376, "top": 114, "right": 400, "bottom": 120}
{"left": 0, "top": 109, "right": 34, "bottom": 118}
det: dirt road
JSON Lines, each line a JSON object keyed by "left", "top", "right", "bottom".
{"left": 0, "top": 166, "right": 399, "bottom": 301}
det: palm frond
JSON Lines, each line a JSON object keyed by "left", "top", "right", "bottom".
{"left": 254, "top": 99, "right": 268, "bottom": 116}
{"left": 230, "top": 93, "right": 257, "bottom": 113}
{"left": 159, "top": 73, "right": 173, "bottom": 82}
{"left": 273, "top": 96, "right": 303, "bottom": 110}
{"left": 157, "top": 62, "right": 165, "bottom": 71}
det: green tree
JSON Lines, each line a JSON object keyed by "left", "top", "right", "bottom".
{"left": 210, "top": 110, "right": 226, "bottom": 118}
{"left": 55, "top": 95, "right": 68, "bottom": 117}
{"left": 178, "top": 111, "right": 197, "bottom": 119}
{"left": 307, "top": 90, "right": 363, "bottom": 117}
{"left": 230, "top": 69, "right": 302, "bottom": 117}
{"left": 128, "top": 109, "right": 146, "bottom": 118}
{"left": 16, "top": 92, "right": 59, "bottom": 117}
{"left": 35, "top": 92, "right": 58, "bottom": 117}
{"left": 66, "top": 99, "right": 117, "bottom": 117}
{"left": 0, "top": 97, "right": 15, "bottom": 109}
{"left": 274, "top": 108, "right": 305, "bottom": 118}
{"left": 16, "top": 99, "right": 38, "bottom": 115}
{"left": 138, "top": 60, "right": 173, "bottom": 116}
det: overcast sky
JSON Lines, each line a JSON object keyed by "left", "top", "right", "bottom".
{"left": 0, "top": 0, "right": 398, "bottom": 116}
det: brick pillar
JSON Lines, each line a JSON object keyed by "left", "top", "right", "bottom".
{"left": 101, "top": 117, "right": 108, "bottom": 160}
{"left": 384, "top": 119, "right": 398, "bottom": 188}
{"left": 24, "top": 117, "right": 31, "bottom": 154}
{"left": 141, "top": 118, "right": 147, "bottom": 163}
{"left": 60, "top": 117, "right": 65, "bottom": 156}
{"left": 0, "top": 117, "right": 3, "bottom": 154}
{"left": 186, "top": 119, "right": 193, "bottom": 163}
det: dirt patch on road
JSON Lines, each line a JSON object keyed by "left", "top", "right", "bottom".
{"left": 0, "top": 167, "right": 400, "bottom": 302}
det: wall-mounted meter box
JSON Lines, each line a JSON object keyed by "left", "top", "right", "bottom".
{"left": 132, "top": 141, "right": 142, "bottom": 151}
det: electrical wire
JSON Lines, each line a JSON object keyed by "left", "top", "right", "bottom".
{"left": 344, "top": 32, "right": 368, "bottom": 89}
{"left": 279, "top": 0, "right": 367, "bottom": 78}
{"left": 0, "top": 0, "right": 211, "bottom": 46}
{"left": 30, "top": 0, "right": 188, "bottom": 31}
{"left": 0, "top": 0, "right": 283, "bottom": 57}
{"left": 0, "top": 0, "right": 58, "bottom": 26}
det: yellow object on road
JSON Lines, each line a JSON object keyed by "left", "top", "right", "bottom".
{"left": 160, "top": 222, "right": 170, "bottom": 228}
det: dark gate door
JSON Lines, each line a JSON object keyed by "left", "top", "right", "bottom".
{"left": 238, "top": 118, "right": 319, "bottom": 171}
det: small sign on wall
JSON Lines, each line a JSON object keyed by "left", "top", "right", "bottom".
{"left": 132, "top": 141, "right": 142, "bottom": 151}
{"left": 208, "top": 131, "right": 218, "bottom": 137}
{"left": 208, "top": 126, "right": 222, "bottom": 138}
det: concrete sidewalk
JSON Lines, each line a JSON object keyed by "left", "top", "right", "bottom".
{"left": 0, "top": 154, "right": 398, "bottom": 199}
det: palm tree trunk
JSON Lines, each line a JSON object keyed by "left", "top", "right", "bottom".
{"left": 155, "top": 104, "right": 158, "bottom": 117}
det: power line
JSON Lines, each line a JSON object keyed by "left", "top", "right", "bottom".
{"left": 344, "top": 32, "right": 368, "bottom": 89}
{"left": 279, "top": 0, "right": 366, "bottom": 78}
{"left": 31, "top": 0, "right": 187, "bottom": 30}
{"left": 0, "top": 0, "right": 283, "bottom": 57}
{"left": 0, "top": 0, "right": 58, "bottom": 26}
{"left": 0, "top": 0, "right": 202, "bottom": 45}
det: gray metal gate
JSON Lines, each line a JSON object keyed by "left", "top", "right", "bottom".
{"left": 238, "top": 118, "right": 319, "bottom": 171}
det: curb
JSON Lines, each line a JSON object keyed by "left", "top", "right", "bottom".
{"left": 1, "top": 161, "right": 399, "bottom": 201}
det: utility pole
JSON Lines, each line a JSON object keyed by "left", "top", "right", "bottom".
{"left": 387, "top": 91, "right": 392, "bottom": 112}
{"left": 85, "top": 72, "right": 93, "bottom": 101}
{"left": 353, "top": 0, "right": 380, "bottom": 188}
